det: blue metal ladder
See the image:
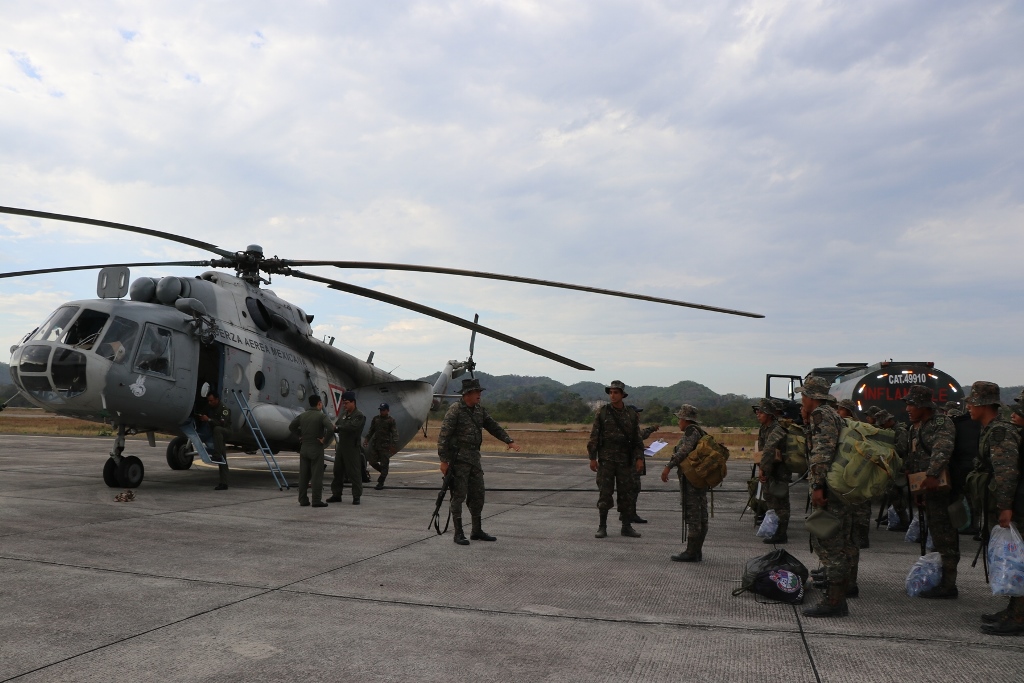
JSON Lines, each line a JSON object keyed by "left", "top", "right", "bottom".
{"left": 179, "top": 421, "right": 223, "bottom": 466}
{"left": 231, "top": 389, "right": 290, "bottom": 491}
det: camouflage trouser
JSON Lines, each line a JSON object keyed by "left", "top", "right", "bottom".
{"left": 632, "top": 470, "right": 644, "bottom": 509}
{"left": 678, "top": 474, "right": 708, "bottom": 545}
{"left": 811, "top": 496, "right": 858, "bottom": 586}
{"left": 851, "top": 500, "right": 871, "bottom": 548}
{"left": 596, "top": 459, "right": 637, "bottom": 519}
{"left": 369, "top": 447, "right": 391, "bottom": 479}
{"left": 450, "top": 452, "right": 485, "bottom": 519}
{"left": 765, "top": 477, "right": 790, "bottom": 534}
{"left": 921, "top": 490, "right": 960, "bottom": 576}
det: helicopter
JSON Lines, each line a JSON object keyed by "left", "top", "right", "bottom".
{"left": 0, "top": 206, "right": 763, "bottom": 490}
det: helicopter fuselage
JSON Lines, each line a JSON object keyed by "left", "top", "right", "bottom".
{"left": 7, "top": 271, "right": 433, "bottom": 453}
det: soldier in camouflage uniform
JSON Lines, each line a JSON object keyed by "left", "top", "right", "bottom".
{"left": 628, "top": 405, "right": 660, "bottom": 525}
{"left": 963, "top": 382, "right": 1024, "bottom": 634}
{"left": 905, "top": 385, "right": 959, "bottom": 598}
{"left": 800, "top": 376, "right": 854, "bottom": 617}
{"left": 288, "top": 395, "right": 335, "bottom": 507}
{"left": 875, "top": 409, "right": 911, "bottom": 531}
{"left": 661, "top": 405, "right": 709, "bottom": 562}
{"left": 835, "top": 400, "right": 872, "bottom": 549}
{"left": 944, "top": 401, "right": 965, "bottom": 418}
{"left": 588, "top": 380, "right": 645, "bottom": 539}
{"left": 365, "top": 402, "right": 400, "bottom": 490}
{"left": 755, "top": 398, "right": 790, "bottom": 544}
{"left": 329, "top": 391, "right": 366, "bottom": 505}
{"left": 196, "top": 390, "right": 232, "bottom": 490}
{"left": 437, "top": 378, "right": 520, "bottom": 545}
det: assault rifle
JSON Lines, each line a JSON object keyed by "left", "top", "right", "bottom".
{"left": 428, "top": 463, "right": 455, "bottom": 535}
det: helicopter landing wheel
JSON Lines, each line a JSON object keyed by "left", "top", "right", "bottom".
{"left": 117, "top": 455, "right": 145, "bottom": 488}
{"left": 102, "top": 458, "right": 120, "bottom": 488}
{"left": 166, "top": 436, "right": 194, "bottom": 470}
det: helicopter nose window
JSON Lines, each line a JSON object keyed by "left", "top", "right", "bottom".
{"left": 97, "top": 317, "right": 140, "bottom": 363}
{"left": 133, "top": 324, "right": 174, "bottom": 377}
{"left": 19, "top": 345, "right": 52, "bottom": 373}
{"left": 52, "top": 349, "right": 88, "bottom": 397}
{"left": 62, "top": 309, "right": 110, "bottom": 350}
{"left": 32, "top": 306, "right": 78, "bottom": 343}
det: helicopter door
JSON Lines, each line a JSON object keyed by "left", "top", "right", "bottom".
{"left": 221, "top": 345, "right": 252, "bottom": 430}
{"left": 113, "top": 323, "right": 195, "bottom": 426}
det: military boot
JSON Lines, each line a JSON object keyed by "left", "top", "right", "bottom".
{"left": 375, "top": 474, "right": 386, "bottom": 491}
{"left": 981, "top": 606, "right": 1012, "bottom": 624}
{"left": 595, "top": 510, "right": 608, "bottom": 538}
{"left": 621, "top": 522, "right": 642, "bottom": 538}
{"left": 981, "top": 598, "right": 1024, "bottom": 635}
{"left": 920, "top": 561, "right": 959, "bottom": 599}
{"left": 803, "top": 582, "right": 849, "bottom": 618}
{"left": 452, "top": 516, "right": 470, "bottom": 546}
{"left": 671, "top": 538, "right": 702, "bottom": 562}
{"left": 631, "top": 513, "right": 648, "bottom": 524}
{"left": 470, "top": 515, "right": 496, "bottom": 541}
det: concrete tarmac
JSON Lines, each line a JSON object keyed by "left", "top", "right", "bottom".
{"left": 1, "top": 434, "right": 1022, "bottom": 682}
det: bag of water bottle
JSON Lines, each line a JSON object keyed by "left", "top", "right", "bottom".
{"left": 988, "top": 524, "right": 1024, "bottom": 597}
{"left": 756, "top": 510, "right": 779, "bottom": 538}
{"left": 887, "top": 505, "right": 900, "bottom": 528}
{"left": 904, "top": 516, "right": 920, "bottom": 543}
{"left": 905, "top": 552, "right": 942, "bottom": 597}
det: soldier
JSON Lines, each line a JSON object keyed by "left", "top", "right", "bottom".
{"left": 905, "top": 385, "right": 959, "bottom": 598}
{"left": 587, "top": 380, "right": 645, "bottom": 539}
{"left": 366, "top": 402, "right": 399, "bottom": 490}
{"left": 799, "top": 376, "right": 855, "bottom": 617}
{"left": 967, "top": 382, "right": 1024, "bottom": 635}
{"left": 329, "top": 391, "right": 366, "bottom": 505}
{"left": 836, "top": 399, "right": 858, "bottom": 420}
{"left": 875, "top": 409, "right": 911, "bottom": 531}
{"left": 288, "top": 395, "right": 335, "bottom": 507}
{"left": 755, "top": 398, "right": 790, "bottom": 544}
{"left": 945, "top": 401, "right": 965, "bottom": 418}
{"left": 628, "top": 405, "right": 660, "bottom": 525}
{"left": 437, "top": 378, "right": 520, "bottom": 545}
{"left": 862, "top": 405, "right": 880, "bottom": 426}
{"left": 661, "top": 405, "right": 709, "bottom": 562}
{"left": 195, "top": 390, "right": 231, "bottom": 491}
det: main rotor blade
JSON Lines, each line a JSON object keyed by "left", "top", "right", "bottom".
{"left": 283, "top": 260, "right": 763, "bottom": 318}
{"left": 286, "top": 269, "right": 594, "bottom": 371}
{"left": 0, "top": 207, "right": 236, "bottom": 259}
{"left": 0, "top": 261, "right": 212, "bottom": 280}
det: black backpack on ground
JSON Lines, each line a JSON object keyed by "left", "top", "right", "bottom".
{"left": 732, "top": 549, "right": 808, "bottom": 604}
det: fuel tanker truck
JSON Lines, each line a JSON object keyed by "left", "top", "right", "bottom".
{"left": 766, "top": 361, "right": 964, "bottom": 424}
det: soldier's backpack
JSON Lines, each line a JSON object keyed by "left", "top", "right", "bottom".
{"left": 826, "top": 419, "right": 901, "bottom": 504}
{"left": 681, "top": 434, "right": 731, "bottom": 489}
{"left": 731, "top": 549, "right": 808, "bottom": 604}
{"left": 779, "top": 420, "right": 807, "bottom": 476}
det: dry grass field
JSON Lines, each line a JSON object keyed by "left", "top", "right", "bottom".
{"left": 0, "top": 410, "right": 760, "bottom": 460}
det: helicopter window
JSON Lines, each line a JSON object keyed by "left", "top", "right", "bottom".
{"left": 32, "top": 306, "right": 79, "bottom": 343}
{"left": 134, "top": 325, "right": 174, "bottom": 377}
{"left": 254, "top": 371, "right": 266, "bottom": 391}
{"left": 245, "top": 297, "right": 271, "bottom": 331}
{"left": 296, "top": 384, "right": 306, "bottom": 400}
{"left": 19, "top": 345, "right": 52, "bottom": 373}
{"left": 20, "top": 375, "right": 54, "bottom": 394}
{"left": 51, "top": 349, "right": 88, "bottom": 397}
{"left": 62, "top": 309, "right": 110, "bottom": 350}
{"left": 280, "top": 378, "right": 290, "bottom": 396}
{"left": 97, "top": 317, "right": 140, "bottom": 363}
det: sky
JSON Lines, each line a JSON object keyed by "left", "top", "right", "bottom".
{"left": 2, "top": 1, "right": 1022, "bottom": 397}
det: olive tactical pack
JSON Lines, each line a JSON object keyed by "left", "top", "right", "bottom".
{"left": 826, "top": 419, "right": 901, "bottom": 504}
{"left": 779, "top": 420, "right": 808, "bottom": 476}
{"left": 681, "top": 434, "right": 731, "bottom": 489}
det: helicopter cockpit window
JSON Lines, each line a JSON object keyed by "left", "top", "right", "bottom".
{"left": 134, "top": 324, "right": 173, "bottom": 377}
{"left": 62, "top": 309, "right": 110, "bottom": 350}
{"left": 31, "top": 306, "right": 79, "bottom": 343}
{"left": 97, "top": 317, "right": 140, "bottom": 363}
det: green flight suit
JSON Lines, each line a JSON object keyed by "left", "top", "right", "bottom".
{"left": 333, "top": 408, "right": 366, "bottom": 501}
{"left": 289, "top": 407, "right": 334, "bottom": 505}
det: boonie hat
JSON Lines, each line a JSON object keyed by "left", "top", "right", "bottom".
{"left": 965, "top": 381, "right": 1001, "bottom": 407}
{"left": 751, "top": 397, "right": 781, "bottom": 416}
{"left": 795, "top": 376, "right": 832, "bottom": 401}
{"left": 675, "top": 404, "right": 699, "bottom": 422}
{"left": 605, "top": 380, "right": 628, "bottom": 398}
{"left": 873, "top": 409, "right": 894, "bottom": 425}
{"left": 837, "top": 399, "right": 858, "bottom": 415}
{"left": 458, "top": 378, "right": 486, "bottom": 394}
{"left": 903, "top": 385, "right": 935, "bottom": 409}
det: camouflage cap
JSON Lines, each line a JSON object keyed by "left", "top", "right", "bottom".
{"left": 674, "top": 404, "right": 699, "bottom": 423}
{"left": 458, "top": 378, "right": 486, "bottom": 394}
{"left": 944, "top": 400, "right": 961, "bottom": 411}
{"left": 795, "top": 376, "right": 832, "bottom": 401}
{"left": 751, "top": 397, "right": 781, "bottom": 416}
{"left": 864, "top": 405, "right": 882, "bottom": 417}
{"left": 903, "top": 385, "right": 935, "bottom": 408}
{"left": 837, "top": 399, "right": 858, "bottom": 414}
{"left": 873, "top": 409, "right": 894, "bottom": 425}
{"left": 604, "top": 380, "right": 628, "bottom": 398}
{"left": 1011, "top": 402, "right": 1024, "bottom": 419}
{"left": 965, "top": 381, "right": 1001, "bottom": 407}
{"left": 1014, "top": 390, "right": 1024, "bottom": 404}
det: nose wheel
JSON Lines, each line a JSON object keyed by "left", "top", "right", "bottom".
{"left": 104, "top": 424, "right": 146, "bottom": 488}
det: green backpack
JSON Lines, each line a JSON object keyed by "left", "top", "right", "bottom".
{"left": 826, "top": 419, "right": 901, "bottom": 504}
{"left": 779, "top": 420, "right": 807, "bottom": 476}
{"left": 681, "top": 434, "right": 731, "bottom": 489}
